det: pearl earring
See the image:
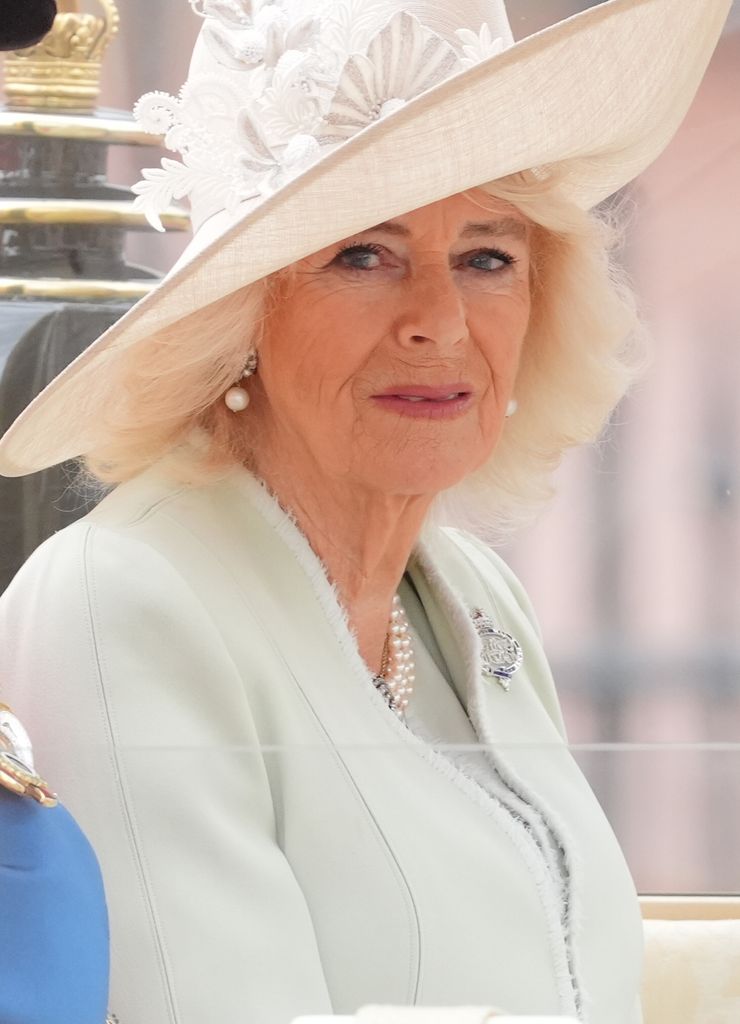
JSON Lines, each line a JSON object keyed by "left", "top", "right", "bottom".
{"left": 505, "top": 398, "right": 518, "bottom": 418}
{"left": 224, "top": 349, "right": 258, "bottom": 412}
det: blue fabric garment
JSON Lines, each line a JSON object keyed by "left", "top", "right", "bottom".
{"left": 0, "top": 787, "right": 110, "bottom": 1024}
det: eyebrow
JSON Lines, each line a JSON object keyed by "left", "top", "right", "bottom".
{"left": 359, "top": 217, "right": 529, "bottom": 241}
{"left": 460, "top": 218, "right": 529, "bottom": 241}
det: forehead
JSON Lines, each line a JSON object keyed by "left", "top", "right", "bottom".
{"left": 355, "top": 189, "right": 529, "bottom": 241}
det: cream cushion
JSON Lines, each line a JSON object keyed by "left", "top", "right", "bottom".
{"left": 642, "top": 919, "right": 740, "bottom": 1024}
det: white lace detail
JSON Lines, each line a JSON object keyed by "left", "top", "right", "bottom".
{"left": 133, "top": 0, "right": 510, "bottom": 231}
{"left": 457, "top": 22, "right": 506, "bottom": 68}
{"left": 315, "top": 10, "right": 462, "bottom": 145}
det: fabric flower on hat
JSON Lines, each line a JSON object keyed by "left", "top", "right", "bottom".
{"left": 131, "top": 1, "right": 508, "bottom": 232}
{"left": 455, "top": 22, "right": 505, "bottom": 70}
{"left": 259, "top": 48, "right": 335, "bottom": 138}
{"left": 316, "top": 9, "right": 462, "bottom": 145}
{"left": 190, "top": 0, "right": 251, "bottom": 22}
{"left": 320, "top": 0, "right": 401, "bottom": 63}
{"left": 237, "top": 106, "right": 321, "bottom": 195}
{"left": 202, "top": 0, "right": 321, "bottom": 72}
{"left": 132, "top": 76, "right": 264, "bottom": 229}
{"left": 131, "top": 153, "right": 247, "bottom": 232}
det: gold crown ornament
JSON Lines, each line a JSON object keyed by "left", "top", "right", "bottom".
{"left": 2, "top": 0, "right": 120, "bottom": 112}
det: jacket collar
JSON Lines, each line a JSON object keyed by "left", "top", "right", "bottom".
{"left": 220, "top": 466, "right": 566, "bottom": 758}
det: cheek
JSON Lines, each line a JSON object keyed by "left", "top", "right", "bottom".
{"left": 262, "top": 292, "right": 380, "bottom": 410}
{"left": 475, "top": 293, "right": 531, "bottom": 384}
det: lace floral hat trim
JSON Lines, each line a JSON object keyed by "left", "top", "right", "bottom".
{"left": 132, "top": 0, "right": 510, "bottom": 231}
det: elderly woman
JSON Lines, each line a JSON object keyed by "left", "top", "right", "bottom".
{"left": 0, "top": 1, "right": 730, "bottom": 1023}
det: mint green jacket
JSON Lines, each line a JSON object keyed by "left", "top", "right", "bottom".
{"left": 0, "top": 465, "right": 643, "bottom": 1024}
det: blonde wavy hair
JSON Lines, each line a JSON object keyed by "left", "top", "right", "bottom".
{"left": 85, "top": 168, "right": 646, "bottom": 536}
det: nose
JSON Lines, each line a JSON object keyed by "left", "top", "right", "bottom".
{"left": 395, "top": 267, "right": 467, "bottom": 351}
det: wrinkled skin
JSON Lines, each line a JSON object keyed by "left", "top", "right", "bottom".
{"left": 247, "top": 188, "right": 532, "bottom": 670}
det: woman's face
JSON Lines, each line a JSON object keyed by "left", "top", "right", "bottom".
{"left": 250, "top": 188, "right": 532, "bottom": 496}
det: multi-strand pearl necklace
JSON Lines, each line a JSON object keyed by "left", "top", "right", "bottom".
{"left": 372, "top": 595, "right": 415, "bottom": 718}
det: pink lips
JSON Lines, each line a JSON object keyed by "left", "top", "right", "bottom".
{"left": 371, "top": 384, "right": 474, "bottom": 420}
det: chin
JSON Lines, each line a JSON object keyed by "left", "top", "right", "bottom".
{"left": 349, "top": 426, "right": 498, "bottom": 497}
{"left": 357, "top": 456, "right": 478, "bottom": 498}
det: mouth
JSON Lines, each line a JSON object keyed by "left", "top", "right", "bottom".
{"left": 371, "top": 385, "right": 474, "bottom": 420}
{"left": 390, "top": 392, "right": 468, "bottom": 403}
{"left": 373, "top": 384, "right": 473, "bottom": 402}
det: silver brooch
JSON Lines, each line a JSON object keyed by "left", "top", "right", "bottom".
{"left": 471, "top": 609, "right": 523, "bottom": 692}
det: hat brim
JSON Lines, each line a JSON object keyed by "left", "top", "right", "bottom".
{"left": 0, "top": 0, "right": 731, "bottom": 475}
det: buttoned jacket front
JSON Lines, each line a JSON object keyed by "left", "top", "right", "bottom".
{"left": 0, "top": 465, "right": 643, "bottom": 1024}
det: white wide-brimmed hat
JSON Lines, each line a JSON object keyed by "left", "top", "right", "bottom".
{"left": 0, "top": 0, "right": 731, "bottom": 476}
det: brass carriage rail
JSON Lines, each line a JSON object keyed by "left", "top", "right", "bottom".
{"left": 0, "top": 110, "right": 160, "bottom": 146}
{"left": 0, "top": 277, "right": 158, "bottom": 300}
{"left": 0, "top": 199, "right": 189, "bottom": 230}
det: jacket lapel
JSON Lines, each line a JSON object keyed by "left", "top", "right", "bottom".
{"left": 407, "top": 529, "right": 597, "bottom": 883}
{"left": 409, "top": 529, "right": 567, "bottom": 751}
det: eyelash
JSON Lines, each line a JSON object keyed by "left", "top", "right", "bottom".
{"left": 335, "top": 242, "right": 385, "bottom": 260}
{"left": 333, "top": 241, "right": 517, "bottom": 272}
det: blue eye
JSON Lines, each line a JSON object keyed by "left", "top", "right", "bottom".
{"left": 467, "top": 249, "right": 516, "bottom": 272}
{"left": 331, "top": 243, "right": 517, "bottom": 274}
{"left": 334, "top": 243, "right": 385, "bottom": 270}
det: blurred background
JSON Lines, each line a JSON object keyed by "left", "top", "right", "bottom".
{"left": 503, "top": 0, "right": 740, "bottom": 895}
{"left": 2, "top": 0, "right": 739, "bottom": 894}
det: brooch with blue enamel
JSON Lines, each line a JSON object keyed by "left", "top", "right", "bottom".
{"left": 470, "top": 609, "right": 523, "bottom": 692}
